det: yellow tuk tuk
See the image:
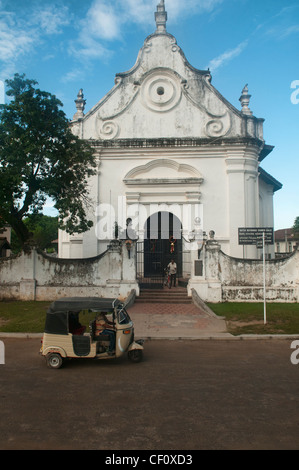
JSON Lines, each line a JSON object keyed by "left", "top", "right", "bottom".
{"left": 40, "top": 297, "right": 144, "bottom": 369}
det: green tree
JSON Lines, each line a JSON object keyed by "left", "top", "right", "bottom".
{"left": 293, "top": 216, "right": 299, "bottom": 240}
{"left": 0, "top": 73, "right": 96, "bottom": 247}
{"left": 11, "top": 214, "right": 58, "bottom": 254}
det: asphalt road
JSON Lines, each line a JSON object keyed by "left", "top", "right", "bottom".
{"left": 0, "top": 337, "right": 298, "bottom": 451}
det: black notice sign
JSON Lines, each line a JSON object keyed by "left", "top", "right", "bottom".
{"left": 238, "top": 227, "right": 274, "bottom": 246}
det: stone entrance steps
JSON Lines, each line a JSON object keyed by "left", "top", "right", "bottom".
{"left": 135, "top": 287, "right": 192, "bottom": 304}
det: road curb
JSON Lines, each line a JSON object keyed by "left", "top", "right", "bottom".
{"left": 0, "top": 333, "right": 43, "bottom": 339}
{"left": 1, "top": 333, "right": 299, "bottom": 341}
{"left": 137, "top": 335, "right": 299, "bottom": 341}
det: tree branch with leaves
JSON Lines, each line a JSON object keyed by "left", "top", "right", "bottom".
{"left": 0, "top": 73, "right": 96, "bottom": 247}
{"left": 293, "top": 216, "right": 299, "bottom": 241}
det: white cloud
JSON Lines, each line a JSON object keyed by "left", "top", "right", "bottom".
{"left": 0, "top": 18, "right": 34, "bottom": 62}
{"left": 206, "top": 40, "right": 248, "bottom": 72}
{"left": 0, "top": 3, "right": 71, "bottom": 80}
{"left": 0, "top": 13, "right": 37, "bottom": 79}
{"left": 258, "top": 5, "right": 299, "bottom": 41}
{"left": 0, "top": 0, "right": 226, "bottom": 82}
{"left": 68, "top": 34, "right": 112, "bottom": 63}
{"left": 67, "top": 0, "right": 119, "bottom": 64}
{"left": 31, "top": 4, "right": 70, "bottom": 35}
{"left": 121, "top": 0, "right": 224, "bottom": 25}
{"left": 84, "top": 1, "right": 121, "bottom": 40}
{"left": 275, "top": 24, "right": 299, "bottom": 39}
{"left": 68, "top": 0, "right": 224, "bottom": 64}
{"left": 121, "top": 0, "right": 155, "bottom": 25}
{"left": 61, "top": 69, "right": 86, "bottom": 84}
{"left": 165, "top": 0, "right": 224, "bottom": 19}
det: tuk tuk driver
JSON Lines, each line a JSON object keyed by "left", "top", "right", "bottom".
{"left": 95, "top": 313, "right": 115, "bottom": 354}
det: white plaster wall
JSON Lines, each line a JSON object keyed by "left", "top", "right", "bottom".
{"left": 1, "top": 244, "right": 297, "bottom": 303}
{"left": 219, "top": 248, "right": 299, "bottom": 302}
{"left": 189, "top": 244, "right": 299, "bottom": 303}
{"left": 0, "top": 244, "right": 138, "bottom": 301}
{"left": 59, "top": 142, "right": 266, "bottom": 261}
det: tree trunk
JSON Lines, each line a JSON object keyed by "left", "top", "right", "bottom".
{"left": 9, "top": 218, "right": 32, "bottom": 248}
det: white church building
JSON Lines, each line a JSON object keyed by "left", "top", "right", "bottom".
{"left": 59, "top": 0, "right": 282, "bottom": 283}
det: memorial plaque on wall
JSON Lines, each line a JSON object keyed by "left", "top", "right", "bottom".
{"left": 194, "top": 260, "right": 203, "bottom": 276}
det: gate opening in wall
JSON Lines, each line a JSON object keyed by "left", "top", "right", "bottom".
{"left": 136, "top": 212, "right": 182, "bottom": 289}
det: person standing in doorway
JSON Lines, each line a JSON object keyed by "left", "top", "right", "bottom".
{"left": 167, "top": 259, "right": 177, "bottom": 288}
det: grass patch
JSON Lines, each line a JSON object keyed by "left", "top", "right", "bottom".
{"left": 0, "top": 301, "right": 50, "bottom": 333}
{"left": 207, "top": 302, "right": 299, "bottom": 335}
{"left": 0, "top": 301, "right": 95, "bottom": 333}
{"left": 0, "top": 301, "right": 299, "bottom": 335}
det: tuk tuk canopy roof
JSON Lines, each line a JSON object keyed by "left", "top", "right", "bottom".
{"left": 47, "top": 297, "right": 121, "bottom": 314}
{"left": 44, "top": 297, "right": 122, "bottom": 335}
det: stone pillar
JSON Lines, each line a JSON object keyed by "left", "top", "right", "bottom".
{"left": 121, "top": 241, "right": 140, "bottom": 298}
{"left": 245, "top": 172, "right": 258, "bottom": 259}
{"left": 226, "top": 149, "right": 259, "bottom": 259}
{"left": 106, "top": 240, "right": 122, "bottom": 286}
{"left": 20, "top": 279, "right": 36, "bottom": 301}
{"left": 105, "top": 240, "right": 139, "bottom": 299}
{"left": 204, "top": 241, "right": 222, "bottom": 302}
{"left": 20, "top": 248, "right": 37, "bottom": 300}
{"left": 188, "top": 236, "right": 222, "bottom": 302}
{"left": 226, "top": 156, "right": 246, "bottom": 257}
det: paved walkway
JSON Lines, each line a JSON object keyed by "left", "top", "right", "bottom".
{"left": 127, "top": 300, "right": 230, "bottom": 339}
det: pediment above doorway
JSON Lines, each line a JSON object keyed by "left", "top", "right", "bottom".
{"left": 123, "top": 159, "right": 204, "bottom": 186}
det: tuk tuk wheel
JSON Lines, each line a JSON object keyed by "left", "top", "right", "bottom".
{"left": 128, "top": 349, "right": 143, "bottom": 363}
{"left": 46, "top": 353, "right": 63, "bottom": 369}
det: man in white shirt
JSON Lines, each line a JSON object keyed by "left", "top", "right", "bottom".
{"left": 167, "top": 259, "right": 177, "bottom": 288}
{"left": 95, "top": 313, "right": 115, "bottom": 354}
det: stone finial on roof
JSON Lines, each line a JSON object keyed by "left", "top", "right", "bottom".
{"left": 155, "top": 0, "right": 167, "bottom": 34}
{"left": 239, "top": 84, "right": 253, "bottom": 116}
{"left": 73, "top": 88, "right": 86, "bottom": 120}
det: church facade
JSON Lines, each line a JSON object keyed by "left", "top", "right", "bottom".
{"left": 59, "top": 1, "right": 282, "bottom": 283}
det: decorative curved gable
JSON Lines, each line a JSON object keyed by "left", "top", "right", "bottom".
{"left": 71, "top": 1, "right": 265, "bottom": 144}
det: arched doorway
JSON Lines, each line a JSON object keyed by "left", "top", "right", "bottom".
{"left": 137, "top": 212, "right": 182, "bottom": 286}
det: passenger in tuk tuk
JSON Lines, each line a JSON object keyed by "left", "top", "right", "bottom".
{"left": 95, "top": 313, "right": 115, "bottom": 354}
{"left": 68, "top": 311, "right": 86, "bottom": 336}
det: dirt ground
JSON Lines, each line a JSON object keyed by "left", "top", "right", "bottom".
{"left": 0, "top": 337, "right": 298, "bottom": 451}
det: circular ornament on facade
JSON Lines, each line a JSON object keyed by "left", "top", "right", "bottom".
{"left": 141, "top": 71, "right": 181, "bottom": 112}
{"left": 98, "top": 120, "right": 119, "bottom": 140}
{"left": 205, "top": 119, "right": 225, "bottom": 137}
{"left": 204, "top": 113, "right": 231, "bottom": 138}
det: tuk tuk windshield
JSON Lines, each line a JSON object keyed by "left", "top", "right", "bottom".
{"left": 117, "top": 307, "right": 131, "bottom": 325}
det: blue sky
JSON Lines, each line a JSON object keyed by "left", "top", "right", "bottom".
{"left": 0, "top": 0, "right": 298, "bottom": 230}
